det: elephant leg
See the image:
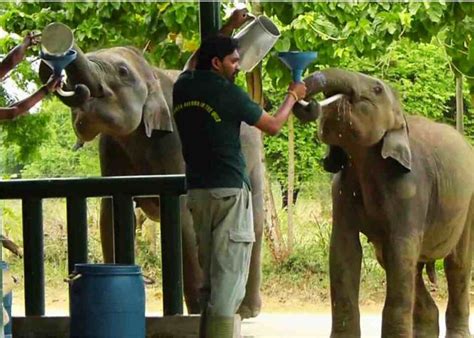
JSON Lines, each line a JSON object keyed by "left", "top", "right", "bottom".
{"left": 444, "top": 221, "right": 472, "bottom": 338}
{"left": 238, "top": 162, "right": 264, "bottom": 319}
{"left": 329, "top": 230, "right": 362, "bottom": 337}
{"left": 100, "top": 197, "right": 115, "bottom": 263}
{"left": 99, "top": 135, "right": 134, "bottom": 263}
{"left": 382, "top": 236, "right": 420, "bottom": 338}
{"left": 181, "top": 195, "right": 203, "bottom": 314}
{"left": 329, "top": 178, "right": 362, "bottom": 337}
{"left": 413, "top": 263, "right": 439, "bottom": 338}
{"left": 135, "top": 195, "right": 202, "bottom": 314}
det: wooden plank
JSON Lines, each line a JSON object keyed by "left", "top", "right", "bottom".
{"left": 13, "top": 316, "right": 200, "bottom": 338}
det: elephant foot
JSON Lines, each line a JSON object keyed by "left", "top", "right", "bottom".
{"left": 330, "top": 332, "right": 360, "bottom": 338}
{"left": 413, "top": 327, "right": 439, "bottom": 338}
{"left": 238, "top": 294, "right": 262, "bottom": 319}
{"left": 446, "top": 329, "right": 472, "bottom": 338}
{"left": 185, "top": 297, "right": 202, "bottom": 315}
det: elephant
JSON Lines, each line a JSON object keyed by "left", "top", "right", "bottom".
{"left": 293, "top": 68, "right": 474, "bottom": 338}
{"left": 39, "top": 46, "right": 263, "bottom": 318}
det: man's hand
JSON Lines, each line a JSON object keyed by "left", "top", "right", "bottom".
{"left": 45, "top": 75, "right": 63, "bottom": 93}
{"left": 220, "top": 8, "right": 254, "bottom": 36}
{"left": 22, "top": 32, "right": 41, "bottom": 49}
{"left": 287, "top": 82, "right": 307, "bottom": 101}
{"left": 227, "top": 8, "right": 254, "bottom": 30}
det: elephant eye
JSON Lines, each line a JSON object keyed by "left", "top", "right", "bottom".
{"left": 118, "top": 65, "right": 130, "bottom": 77}
{"left": 373, "top": 86, "right": 383, "bottom": 95}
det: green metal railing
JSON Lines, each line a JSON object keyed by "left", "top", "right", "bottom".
{"left": 0, "top": 175, "right": 186, "bottom": 316}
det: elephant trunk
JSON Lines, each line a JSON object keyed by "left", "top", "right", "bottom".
{"left": 293, "top": 69, "right": 357, "bottom": 122}
{"left": 39, "top": 44, "right": 100, "bottom": 107}
{"left": 305, "top": 69, "right": 357, "bottom": 98}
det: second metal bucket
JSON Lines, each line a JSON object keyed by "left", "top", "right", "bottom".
{"left": 234, "top": 15, "right": 280, "bottom": 72}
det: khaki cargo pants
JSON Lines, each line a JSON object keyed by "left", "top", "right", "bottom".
{"left": 187, "top": 184, "right": 254, "bottom": 317}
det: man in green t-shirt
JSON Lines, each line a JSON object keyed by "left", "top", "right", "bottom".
{"left": 173, "top": 10, "right": 306, "bottom": 338}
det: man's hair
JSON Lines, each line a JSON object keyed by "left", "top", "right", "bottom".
{"left": 195, "top": 35, "right": 239, "bottom": 71}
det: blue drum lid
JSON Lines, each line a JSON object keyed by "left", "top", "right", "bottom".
{"left": 73, "top": 264, "right": 142, "bottom": 275}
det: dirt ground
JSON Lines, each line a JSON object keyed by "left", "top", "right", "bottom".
{"left": 10, "top": 286, "right": 386, "bottom": 317}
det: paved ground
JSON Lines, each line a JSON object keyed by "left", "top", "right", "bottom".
{"left": 241, "top": 313, "right": 474, "bottom": 337}
{"left": 12, "top": 301, "right": 474, "bottom": 337}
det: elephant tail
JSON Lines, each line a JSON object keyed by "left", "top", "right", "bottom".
{"left": 425, "top": 261, "right": 437, "bottom": 285}
{"left": 1, "top": 235, "right": 22, "bottom": 258}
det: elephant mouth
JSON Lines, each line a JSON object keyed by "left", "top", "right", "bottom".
{"left": 318, "top": 95, "right": 358, "bottom": 144}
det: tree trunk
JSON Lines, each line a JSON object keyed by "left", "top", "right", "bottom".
{"left": 287, "top": 115, "right": 295, "bottom": 254}
{"left": 263, "top": 169, "right": 287, "bottom": 261}
{"left": 456, "top": 74, "right": 464, "bottom": 134}
{"left": 245, "top": 55, "right": 287, "bottom": 262}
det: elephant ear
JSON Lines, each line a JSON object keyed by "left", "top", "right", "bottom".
{"left": 143, "top": 77, "right": 173, "bottom": 137}
{"left": 381, "top": 121, "right": 411, "bottom": 172}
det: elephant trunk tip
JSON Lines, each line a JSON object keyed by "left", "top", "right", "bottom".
{"left": 72, "top": 139, "right": 85, "bottom": 151}
{"left": 293, "top": 100, "right": 321, "bottom": 123}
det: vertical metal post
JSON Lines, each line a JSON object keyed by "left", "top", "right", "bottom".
{"left": 160, "top": 194, "right": 183, "bottom": 315}
{"left": 22, "top": 198, "right": 44, "bottom": 316}
{"left": 66, "top": 197, "right": 88, "bottom": 274}
{"left": 0, "top": 200, "right": 4, "bottom": 333}
{"left": 199, "top": 1, "right": 221, "bottom": 40}
{"left": 113, "top": 194, "right": 135, "bottom": 264}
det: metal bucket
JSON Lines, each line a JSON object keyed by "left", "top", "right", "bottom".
{"left": 41, "top": 22, "right": 74, "bottom": 56}
{"left": 234, "top": 15, "right": 280, "bottom": 72}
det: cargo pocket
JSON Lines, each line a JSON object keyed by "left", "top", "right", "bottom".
{"left": 229, "top": 229, "right": 255, "bottom": 243}
{"left": 209, "top": 188, "right": 240, "bottom": 201}
{"left": 224, "top": 228, "right": 254, "bottom": 274}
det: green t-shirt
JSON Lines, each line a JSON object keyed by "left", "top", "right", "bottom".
{"left": 173, "top": 70, "right": 263, "bottom": 189}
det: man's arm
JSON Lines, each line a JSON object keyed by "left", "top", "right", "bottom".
{"left": 0, "top": 33, "right": 39, "bottom": 79}
{"left": 183, "top": 8, "right": 253, "bottom": 72}
{"left": 254, "top": 82, "right": 306, "bottom": 136}
{"left": 0, "top": 76, "right": 61, "bottom": 121}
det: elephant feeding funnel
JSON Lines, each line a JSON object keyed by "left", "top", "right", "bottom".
{"left": 278, "top": 51, "right": 317, "bottom": 82}
{"left": 279, "top": 51, "right": 344, "bottom": 112}
{"left": 40, "top": 50, "right": 77, "bottom": 77}
{"left": 40, "top": 22, "right": 77, "bottom": 76}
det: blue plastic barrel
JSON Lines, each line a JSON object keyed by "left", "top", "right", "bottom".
{"left": 1, "top": 261, "right": 13, "bottom": 338}
{"left": 69, "top": 264, "right": 145, "bottom": 338}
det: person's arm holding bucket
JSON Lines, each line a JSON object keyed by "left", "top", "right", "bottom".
{"left": 183, "top": 8, "right": 253, "bottom": 72}
{"left": 0, "top": 32, "right": 40, "bottom": 79}
{"left": 219, "top": 8, "right": 254, "bottom": 37}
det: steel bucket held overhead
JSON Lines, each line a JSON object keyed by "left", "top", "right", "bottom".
{"left": 41, "top": 22, "right": 74, "bottom": 57}
{"left": 234, "top": 15, "right": 280, "bottom": 72}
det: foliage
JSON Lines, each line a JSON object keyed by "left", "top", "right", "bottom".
{"left": 0, "top": 108, "right": 52, "bottom": 173}
{"left": 0, "top": 2, "right": 200, "bottom": 169}
{"left": 261, "top": 2, "right": 473, "bottom": 83}
{"left": 20, "top": 99, "right": 100, "bottom": 178}
{"left": 0, "top": 2, "right": 466, "bottom": 308}
{"left": 1, "top": 2, "right": 473, "bottom": 178}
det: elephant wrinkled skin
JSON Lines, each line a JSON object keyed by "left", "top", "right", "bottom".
{"left": 294, "top": 68, "right": 474, "bottom": 338}
{"left": 40, "top": 46, "right": 263, "bottom": 317}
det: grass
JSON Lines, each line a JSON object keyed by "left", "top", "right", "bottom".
{"left": 0, "top": 178, "right": 455, "bottom": 314}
